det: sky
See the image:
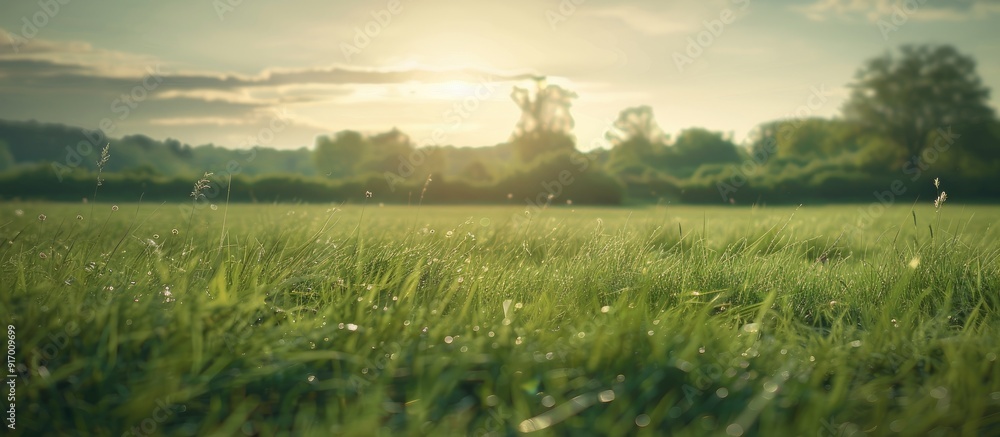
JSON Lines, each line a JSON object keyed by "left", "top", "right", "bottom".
{"left": 0, "top": 0, "right": 999, "bottom": 151}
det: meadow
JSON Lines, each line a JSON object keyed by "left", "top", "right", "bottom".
{"left": 2, "top": 200, "right": 999, "bottom": 436}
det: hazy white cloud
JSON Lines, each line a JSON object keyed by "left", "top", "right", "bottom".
{"left": 148, "top": 117, "right": 257, "bottom": 127}
{"left": 579, "top": 5, "right": 699, "bottom": 35}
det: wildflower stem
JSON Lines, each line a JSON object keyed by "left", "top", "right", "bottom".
{"left": 219, "top": 173, "right": 232, "bottom": 249}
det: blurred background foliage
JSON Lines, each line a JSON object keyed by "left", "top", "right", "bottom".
{"left": 1, "top": 44, "right": 999, "bottom": 205}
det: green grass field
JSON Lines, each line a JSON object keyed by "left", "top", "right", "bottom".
{"left": 2, "top": 200, "right": 999, "bottom": 436}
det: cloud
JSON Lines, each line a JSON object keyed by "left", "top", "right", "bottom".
{"left": 0, "top": 27, "right": 541, "bottom": 130}
{"left": 578, "top": 5, "right": 699, "bottom": 35}
{"left": 147, "top": 117, "right": 255, "bottom": 127}
{"left": 0, "top": 28, "right": 555, "bottom": 149}
{"left": 792, "top": 0, "right": 1000, "bottom": 22}
{"left": 0, "top": 25, "right": 540, "bottom": 89}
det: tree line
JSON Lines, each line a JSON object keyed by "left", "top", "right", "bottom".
{"left": 1, "top": 44, "right": 998, "bottom": 205}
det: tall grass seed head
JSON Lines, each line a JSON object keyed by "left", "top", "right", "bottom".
{"left": 96, "top": 143, "right": 111, "bottom": 186}
{"left": 934, "top": 191, "right": 947, "bottom": 210}
{"left": 191, "top": 172, "right": 214, "bottom": 200}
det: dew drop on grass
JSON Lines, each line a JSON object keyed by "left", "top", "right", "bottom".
{"left": 601, "top": 306, "right": 610, "bottom": 314}
{"left": 598, "top": 390, "right": 615, "bottom": 402}
{"left": 307, "top": 375, "right": 316, "bottom": 383}
{"left": 635, "top": 414, "right": 650, "bottom": 427}
{"left": 726, "top": 423, "right": 744, "bottom": 436}
{"left": 444, "top": 336, "right": 453, "bottom": 344}
{"left": 763, "top": 381, "right": 779, "bottom": 393}
{"left": 930, "top": 387, "right": 948, "bottom": 399}
{"left": 541, "top": 395, "right": 555, "bottom": 408}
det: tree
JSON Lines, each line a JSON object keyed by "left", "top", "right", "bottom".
{"left": 606, "top": 106, "right": 668, "bottom": 176}
{"left": 458, "top": 160, "right": 493, "bottom": 183}
{"left": 361, "top": 128, "right": 415, "bottom": 174}
{"left": 0, "top": 140, "right": 13, "bottom": 171}
{"left": 843, "top": 45, "right": 994, "bottom": 160}
{"left": 606, "top": 105, "right": 667, "bottom": 150}
{"left": 314, "top": 130, "right": 365, "bottom": 178}
{"left": 773, "top": 118, "right": 856, "bottom": 159}
{"left": 509, "top": 77, "right": 578, "bottom": 163}
{"left": 666, "top": 128, "right": 740, "bottom": 177}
